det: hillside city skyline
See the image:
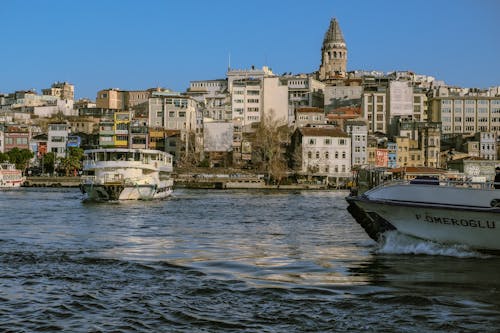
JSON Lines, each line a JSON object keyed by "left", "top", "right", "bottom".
{"left": 1, "top": 0, "right": 499, "bottom": 99}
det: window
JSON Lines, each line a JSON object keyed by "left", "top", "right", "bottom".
{"left": 307, "top": 151, "right": 312, "bottom": 159}
{"left": 324, "top": 138, "right": 331, "bottom": 145}
{"left": 325, "top": 152, "right": 329, "bottom": 159}
{"left": 316, "top": 151, "right": 320, "bottom": 159}
{"left": 308, "top": 138, "right": 316, "bottom": 145}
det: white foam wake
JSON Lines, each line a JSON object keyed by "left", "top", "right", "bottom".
{"left": 375, "top": 231, "right": 487, "bottom": 258}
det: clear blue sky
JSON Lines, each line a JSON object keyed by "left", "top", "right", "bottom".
{"left": 2, "top": 0, "right": 499, "bottom": 100}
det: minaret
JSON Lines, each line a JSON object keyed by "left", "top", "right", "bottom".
{"left": 318, "top": 18, "right": 347, "bottom": 82}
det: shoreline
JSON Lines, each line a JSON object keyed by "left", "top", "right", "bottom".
{"left": 22, "top": 176, "right": 345, "bottom": 191}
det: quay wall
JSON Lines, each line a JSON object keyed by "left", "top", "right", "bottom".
{"left": 23, "top": 175, "right": 337, "bottom": 191}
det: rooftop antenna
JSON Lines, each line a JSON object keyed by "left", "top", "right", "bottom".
{"left": 228, "top": 52, "right": 231, "bottom": 71}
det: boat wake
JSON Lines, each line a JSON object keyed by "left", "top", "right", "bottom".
{"left": 375, "top": 231, "right": 488, "bottom": 258}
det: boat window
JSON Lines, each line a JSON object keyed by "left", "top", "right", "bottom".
{"left": 115, "top": 153, "right": 126, "bottom": 160}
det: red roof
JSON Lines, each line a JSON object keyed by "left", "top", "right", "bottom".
{"left": 389, "top": 166, "right": 446, "bottom": 174}
{"left": 296, "top": 107, "right": 324, "bottom": 113}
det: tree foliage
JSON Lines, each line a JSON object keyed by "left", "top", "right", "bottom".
{"left": 3, "top": 148, "right": 34, "bottom": 171}
{"left": 43, "top": 152, "right": 56, "bottom": 175}
{"left": 58, "top": 147, "right": 84, "bottom": 176}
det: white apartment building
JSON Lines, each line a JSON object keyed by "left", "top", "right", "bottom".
{"left": 479, "top": 132, "right": 496, "bottom": 160}
{"left": 294, "top": 127, "right": 351, "bottom": 183}
{"left": 230, "top": 78, "right": 262, "bottom": 127}
{"left": 47, "top": 123, "right": 69, "bottom": 158}
{"left": 33, "top": 99, "right": 75, "bottom": 117}
{"left": 345, "top": 120, "right": 368, "bottom": 166}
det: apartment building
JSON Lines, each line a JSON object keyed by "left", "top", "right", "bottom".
{"left": 345, "top": 120, "right": 368, "bottom": 166}
{"left": 186, "top": 79, "right": 230, "bottom": 121}
{"left": 428, "top": 96, "right": 500, "bottom": 135}
{"left": 47, "top": 123, "right": 69, "bottom": 158}
{"left": 289, "top": 126, "right": 351, "bottom": 184}
{"left": 114, "top": 111, "right": 132, "bottom": 148}
{"left": 148, "top": 91, "right": 200, "bottom": 161}
{"left": 478, "top": 132, "right": 497, "bottom": 160}
{"left": 286, "top": 75, "right": 325, "bottom": 125}
{"left": 3, "top": 125, "right": 30, "bottom": 153}
{"left": 96, "top": 88, "right": 151, "bottom": 110}
{"left": 295, "top": 107, "right": 325, "bottom": 128}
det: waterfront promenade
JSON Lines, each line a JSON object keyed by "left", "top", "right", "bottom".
{"left": 23, "top": 173, "right": 335, "bottom": 190}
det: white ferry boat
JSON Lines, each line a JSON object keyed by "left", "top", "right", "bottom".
{"left": 0, "top": 163, "right": 25, "bottom": 188}
{"left": 80, "top": 148, "right": 174, "bottom": 201}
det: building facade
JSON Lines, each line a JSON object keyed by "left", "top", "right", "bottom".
{"left": 47, "top": 123, "right": 69, "bottom": 158}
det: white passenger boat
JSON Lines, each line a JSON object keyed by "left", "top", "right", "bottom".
{"left": 0, "top": 163, "right": 25, "bottom": 188}
{"left": 346, "top": 179, "right": 500, "bottom": 251}
{"left": 80, "top": 148, "right": 174, "bottom": 201}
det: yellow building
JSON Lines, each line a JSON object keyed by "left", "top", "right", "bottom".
{"left": 113, "top": 111, "right": 132, "bottom": 147}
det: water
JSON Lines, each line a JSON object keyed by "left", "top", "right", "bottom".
{"left": 1, "top": 188, "right": 500, "bottom": 332}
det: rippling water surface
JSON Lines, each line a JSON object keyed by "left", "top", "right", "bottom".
{"left": 1, "top": 188, "right": 499, "bottom": 332}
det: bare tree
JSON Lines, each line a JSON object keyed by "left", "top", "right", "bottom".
{"left": 251, "top": 110, "right": 291, "bottom": 185}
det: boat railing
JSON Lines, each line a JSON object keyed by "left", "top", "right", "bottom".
{"left": 80, "top": 175, "right": 95, "bottom": 184}
{"left": 376, "top": 178, "right": 498, "bottom": 190}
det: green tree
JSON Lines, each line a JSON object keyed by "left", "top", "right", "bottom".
{"left": 43, "top": 152, "right": 56, "bottom": 175}
{"left": 58, "top": 147, "right": 84, "bottom": 176}
{"left": 0, "top": 152, "right": 8, "bottom": 162}
{"left": 6, "top": 148, "right": 34, "bottom": 172}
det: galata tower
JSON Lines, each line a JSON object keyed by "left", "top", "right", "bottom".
{"left": 318, "top": 18, "right": 347, "bottom": 82}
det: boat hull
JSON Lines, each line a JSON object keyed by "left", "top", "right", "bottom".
{"left": 81, "top": 181, "right": 173, "bottom": 201}
{"left": 347, "top": 196, "right": 500, "bottom": 251}
{"left": 0, "top": 180, "right": 24, "bottom": 188}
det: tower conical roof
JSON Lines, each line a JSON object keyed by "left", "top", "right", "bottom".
{"left": 323, "top": 18, "right": 345, "bottom": 44}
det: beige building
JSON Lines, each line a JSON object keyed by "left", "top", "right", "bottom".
{"left": 429, "top": 96, "right": 500, "bottom": 135}
{"left": 262, "top": 76, "right": 289, "bottom": 125}
{"left": 96, "top": 88, "right": 152, "bottom": 110}
{"left": 294, "top": 107, "right": 325, "bottom": 128}
{"left": 42, "top": 82, "right": 74, "bottom": 101}
{"left": 362, "top": 84, "right": 427, "bottom": 135}
{"left": 68, "top": 117, "right": 99, "bottom": 134}
{"left": 96, "top": 89, "right": 124, "bottom": 109}
{"left": 363, "top": 90, "right": 387, "bottom": 133}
